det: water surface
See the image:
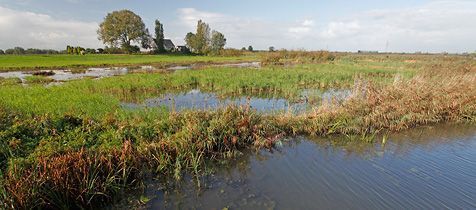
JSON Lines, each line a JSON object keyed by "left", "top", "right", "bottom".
{"left": 121, "top": 89, "right": 310, "bottom": 113}
{"left": 0, "top": 62, "right": 260, "bottom": 83}
{"left": 140, "top": 124, "right": 476, "bottom": 209}
{"left": 120, "top": 89, "right": 352, "bottom": 114}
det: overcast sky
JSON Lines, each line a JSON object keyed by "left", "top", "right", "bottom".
{"left": 0, "top": 0, "right": 475, "bottom": 52}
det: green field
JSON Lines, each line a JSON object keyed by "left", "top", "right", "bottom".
{"left": 1, "top": 53, "right": 475, "bottom": 209}
{"left": 0, "top": 54, "right": 257, "bottom": 71}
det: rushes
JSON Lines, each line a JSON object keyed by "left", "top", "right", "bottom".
{"left": 289, "top": 66, "right": 476, "bottom": 136}
{"left": 0, "top": 105, "right": 283, "bottom": 208}
{"left": 260, "top": 50, "right": 336, "bottom": 66}
{"left": 3, "top": 145, "right": 141, "bottom": 209}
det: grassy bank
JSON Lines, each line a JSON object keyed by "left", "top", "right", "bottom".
{"left": 0, "top": 53, "right": 475, "bottom": 209}
{"left": 0, "top": 54, "right": 257, "bottom": 71}
{"left": 0, "top": 61, "right": 415, "bottom": 117}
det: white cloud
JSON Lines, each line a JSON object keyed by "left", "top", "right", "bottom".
{"left": 175, "top": 1, "right": 476, "bottom": 52}
{"left": 175, "top": 7, "right": 311, "bottom": 49}
{"left": 317, "top": 1, "right": 476, "bottom": 52}
{"left": 288, "top": 19, "right": 315, "bottom": 38}
{"left": 1, "top": 1, "right": 475, "bottom": 53}
{"left": 0, "top": 6, "right": 100, "bottom": 50}
{"left": 320, "top": 21, "right": 360, "bottom": 39}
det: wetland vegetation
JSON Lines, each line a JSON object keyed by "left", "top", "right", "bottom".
{"left": 0, "top": 52, "right": 475, "bottom": 209}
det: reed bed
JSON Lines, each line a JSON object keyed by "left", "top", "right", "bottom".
{"left": 0, "top": 106, "right": 282, "bottom": 209}
{"left": 261, "top": 50, "right": 336, "bottom": 66}
{"left": 276, "top": 64, "right": 476, "bottom": 136}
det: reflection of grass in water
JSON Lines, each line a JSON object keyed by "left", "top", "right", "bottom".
{"left": 0, "top": 54, "right": 474, "bottom": 209}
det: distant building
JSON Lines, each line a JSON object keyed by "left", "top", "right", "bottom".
{"left": 141, "top": 38, "right": 176, "bottom": 52}
{"left": 163, "top": 39, "right": 175, "bottom": 51}
{"left": 358, "top": 50, "right": 379, "bottom": 54}
{"left": 175, "top": 46, "right": 190, "bottom": 54}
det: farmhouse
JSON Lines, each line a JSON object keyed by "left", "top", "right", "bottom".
{"left": 163, "top": 39, "right": 175, "bottom": 51}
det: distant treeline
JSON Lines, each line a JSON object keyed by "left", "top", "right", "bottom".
{"left": 0, "top": 47, "right": 61, "bottom": 55}
{"left": 0, "top": 46, "right": 150, "bottom": 55}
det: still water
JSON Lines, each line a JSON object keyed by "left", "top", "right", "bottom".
{"left": 139, "top": 124, "right": 476, "bottom": 209}
{"left": 120, "top": 89, "right": 352, "bottom": 114}
{"left": 121, "top": 89, "right": 309, "bottom": 113}
{"left": 0, "top": 62, "right": 260, "bottom": 83}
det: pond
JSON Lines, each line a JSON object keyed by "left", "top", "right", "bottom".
{"left": 134, "top": 124, "right": 476, "bottom": 209}
{"left": 121, "top": 89, "right": 307, "bottom": 113}
{"left": 120, "top": 89, "right": 352, "bottom": 114}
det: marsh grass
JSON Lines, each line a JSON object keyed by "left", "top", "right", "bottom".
{"left": 0, "top": 77, "right": 21, "bottom": 86}
{"left": 276, "top": 66, "right": 476, "bottom": 136}
{"left": 261, "top": 50, "right": 336, "bottom": 66}
{"left": 0, "top": 54, "right": 257, "bottom": 71}
{"left": 0, "top": 53, "right": 474, "bottom": 209}
{"left": 0, "top": 61, "right": 411, "bottom": 117}
{"left": 0, "top": 105, "right": 283, "bottom": 208}
{"left": 24, "top": 76, "right": 55, "bottom": 84}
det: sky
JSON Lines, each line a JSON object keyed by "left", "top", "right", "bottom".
{"left": 0, "top": 0, "right": 475, "bottom": 53}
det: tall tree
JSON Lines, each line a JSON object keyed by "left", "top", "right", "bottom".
{"left": 184, "top": 20, "right": 226, "bottom": 55}
{"left": 154, "top": 20, "right": 165, "bottom": 53}
{"left": 248, "top": 46, "right": 254, "bottom": 52}
{"left": 97, "top": 10, "right": 147, "bottom": 53}
{"left": 210, "top": 30, "right": 226, "bottom": 53}
{"left": 195, "top": 20, "right": 211, "bottom": 54}
{"left": 185, "top": 32, "right": 196, "bottom": 52}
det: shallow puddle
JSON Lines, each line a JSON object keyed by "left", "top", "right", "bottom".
{"left": 301, "top": 88, "right": 352, "bottom": 104}
{"left": 132, "top": 124, "right": 476, "bottom": 209}
{"left": 121, "top": 89, "right": 309, "bottom": 113}
{"left": 0, "top": 62, "right": 260, "bottom": 84}
{"left": 0, "top": 67, "right": 128, "bottom": 82}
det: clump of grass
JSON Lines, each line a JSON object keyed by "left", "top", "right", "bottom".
{"left": 70, "top": 69, "right": 87, "bottom": 74}
{"left": 0, "top": 105, "right": 282, "bottom": 209}
{"left": 24, "top": 76, "right": 55, "bottom": 84}
{"left": 261, "top": 50, "right": 336, "bottom": 66}
{"left": 3, "top": 144, "right": 141, "bottom": 209}
{"left": 31, "top": 71, "right": 55, "bottom": 76}
{"left": 278, "top": 67, "right": 476, "bottom": 136}
{"left": 0, "top": 77, "right": 21, "bottom": 86}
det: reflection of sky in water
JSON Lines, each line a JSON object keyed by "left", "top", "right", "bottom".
{"left": 122, "top": 89, "right": 309, "bottom": 114}
{"left": 120, "top": 89, "right": 355, "bottom": 113}
{"left": 0, "top": 62, "right": 261, "bottom": 83}
{"left": 0, "top": 67, "right": 128, "bottom": 81}
{"left": 302, "top": 88, "right": 352, "bottom": 103}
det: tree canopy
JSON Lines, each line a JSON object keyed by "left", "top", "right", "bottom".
{"left": 185, "top": 20, "right": 226, "bottom": 55}
{"left": 97, "top": 10, "right": 147, "bottom": 53}
{"left": 154, "top": 20, "right": 165, "bottom": 53}
{"left": 210, "top": 30, "right": 226, "bottom": 53}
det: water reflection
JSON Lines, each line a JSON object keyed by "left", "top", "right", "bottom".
{"left": 121, "top": 89, "right": 309, "bottom": 114}
{"left": 0, "top": 62, "right": 261, "bottom": 84}
{"left": 137, "top": 124, "right": 476, "bottom": 209}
